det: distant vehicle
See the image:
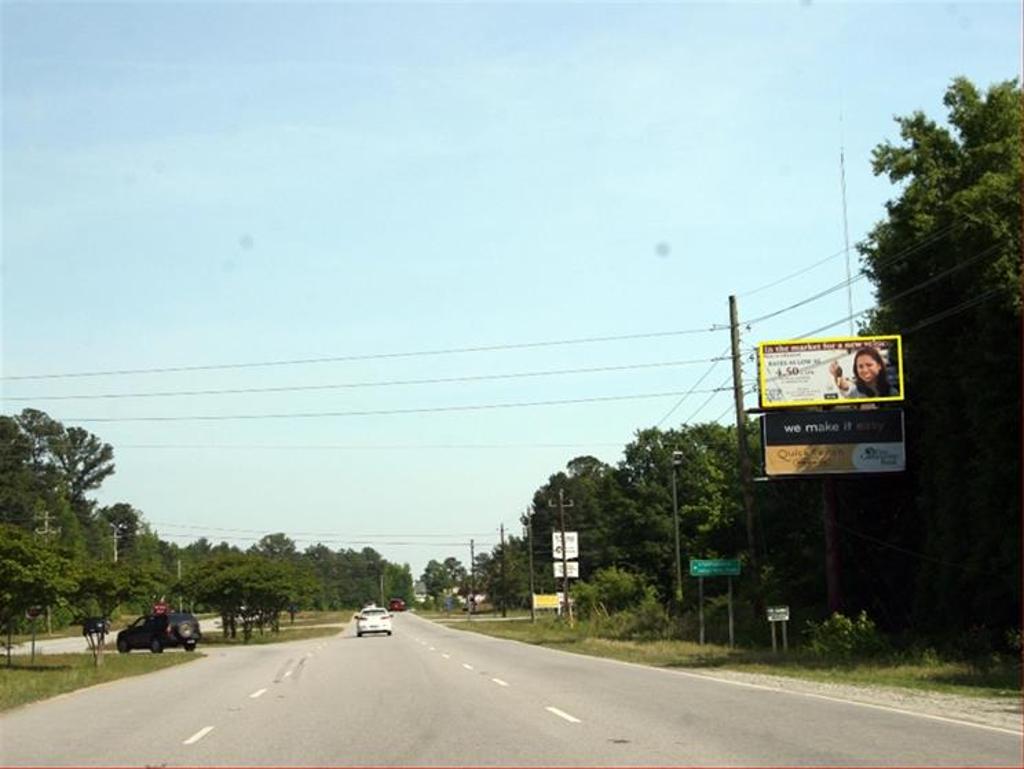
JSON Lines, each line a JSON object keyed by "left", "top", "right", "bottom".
{"left": 116, "top": 612, "right": 201, "bottom": 653}
{"left": 388, "top": 597, "right": 406, "bottom": 612}
{"left": 355, "top": 606, "right": 392, "bottom": 637}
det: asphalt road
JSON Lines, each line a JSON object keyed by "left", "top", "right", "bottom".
{"left": 1, "top": 612, "right": 1020, "bottom": 766}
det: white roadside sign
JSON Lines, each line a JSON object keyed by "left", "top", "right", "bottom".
{"left": 553, "top": 560, "right": 579, "bottom": 578}
{"left": 552, "top": 531, "right": 578, "bottom": 559}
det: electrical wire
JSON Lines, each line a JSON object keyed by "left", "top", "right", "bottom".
{"left": 64, "top": 387, "right": 735, "bottom": 424}
{"left": 744, "top": 222, "right": 964, "bottom": 327}
{"left": 834, "top": 520, "right": 998, "bottom": 576}
{"left": 150, "top": 521, "right": 495, "bottom": 538}
{"left": 1, "top": 326, "right": 728, "bottom": 382}
{"left": 654, "top": 346, "right": 731, "bottom": 427}
{"left": 790, "top": 245, "right": 1001, "bottom": 339}
{"left": 3, "top": 356, "right": 732, "bottom": 403}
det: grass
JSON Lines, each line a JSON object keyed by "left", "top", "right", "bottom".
{"left": 201, "top": 625, "right": 342, "bottom": 646}
{"left": 0, "top": 652, "right": 202, "bottom": 712}
{"left": 452, "top": 618, "right": 1021, "bottom": 699}
{"left": 278, "top": 610, "right": 351, "bottom": 627}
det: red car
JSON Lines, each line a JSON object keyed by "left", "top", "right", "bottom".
{"left": 388, "top": 598, "right": 406, "bottom": 612}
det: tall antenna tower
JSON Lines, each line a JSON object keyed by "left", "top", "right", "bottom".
{"left": 840, "top": 111, "right": 854, "bottom": 334}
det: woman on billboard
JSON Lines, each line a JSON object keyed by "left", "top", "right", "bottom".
{"left": 829, "top": 346, "right": 895, "bottom": 399}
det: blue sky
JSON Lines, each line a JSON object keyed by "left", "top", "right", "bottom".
{"left": 3, "top": 1, "right": 1019, "bottom": 576}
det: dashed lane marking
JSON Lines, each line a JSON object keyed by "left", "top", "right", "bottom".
{"left": 183, "top": 726, "right": 215, "bottom": 745}
{"left": 546, "top": 707, "right": 581, "bottom": 724}
{"left": 492, "top": 678, "right": 509, "bottom": 687}
{"left": 442, "top": 654, "right": 451, "bottom": 659}
{"left": 249, "top": 688, "right": 267, "bottom": 699}
{"left": 462, "top": 663, "right": 474, "bottom": 670}
{"left": 283, "top": 670, "right": 292, "bottom": 678}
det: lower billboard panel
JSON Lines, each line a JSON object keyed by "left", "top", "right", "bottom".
{"left": 762, "top": 409, "right": 905, "bottom": 476}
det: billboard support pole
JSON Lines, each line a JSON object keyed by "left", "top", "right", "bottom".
{"left": 727, "top": 577, "right": 735, "bottom": 649}
{"left": 698, "top": 577, "right": 705, "bottom": 646}
{"left": 823, "top": 478, "right": 843, "bottom": 614}
{"left": 729, "top": 295, "right": 764, "bottom": 617}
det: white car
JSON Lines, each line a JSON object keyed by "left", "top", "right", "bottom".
{"left": 355, "top": 606, "right": 392, "bottom": 637}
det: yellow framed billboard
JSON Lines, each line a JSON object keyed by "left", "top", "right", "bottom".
{"left": 757, "top": 335, "right": 904, "bottom": 409}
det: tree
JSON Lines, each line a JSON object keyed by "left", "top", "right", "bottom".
{"left": 250, "top": 532, "right": 298, "bottom": 561}
{"left": 857, "top": 77, "right": 1021, "bottom": 637}
{"left": 73, "top": 561, "right": 160, "bottom": 665}
{"left": 0, "top": 525, "right": 77, "bottom": 665}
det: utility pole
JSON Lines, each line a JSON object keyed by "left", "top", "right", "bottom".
{"left": 177, "top": 559, "right": 183, "bottom": 613}
{"left": 109, "top": 522, "right": 119, "bottom": 563}
{"left": 823, "top": 478, "right": 843, "bottom": 614}
{"left": 552, "top": 489, "right": 575, "bottom": 625}
{"left": 729, "top": 295, "right": 764, "bottom": 616}
{"left": 34, "top": 509, "right": 61, "bottom": 635}
{"left": 521, "top": 507, "right": 536, "bottom": 623}
{"left": 671, "top": 451, "right": 684, "bottom": 609}
{"left": 499, "top": 523, "right": 507, "bottom": 618}
{"left": 469, "top": 538, "right": 475, "bottom": 620}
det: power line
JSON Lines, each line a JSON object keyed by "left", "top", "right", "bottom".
{"left": 63, "top": 387, "right": 735, "bottom": 424}
{"left": 156, "top": 531, "right": 497, "bottom": 547}
{"left": 739, "top": 246, "right": 849, "bottom": 298}
{"left": 655, "top": 346, "right": 731, "bottom": 427}
{"left": 2, "top": 356, "right": 731, "bottom": 403}
{"left": 150, "top": 521, "right": 495, "bottom": 538}
{"left": 1, "top": 326, "right": 727, "bottom": 382}
{"left": 63, "top": 441, "right": 625, "bottom": 452}
{"left": 681, "top": 375, "right": 734, "bottom": 426}
{"left": 790, "top": 245, "right": 1000, "bottom": 339}
{"left": 902, "top": 288, "right": 1004, "bottom": 334}
{"left": 834, "top": 520, "right": 997, "bottom": 576}
{"left": 744, "top": 222, "right": 963, "bottom": 327}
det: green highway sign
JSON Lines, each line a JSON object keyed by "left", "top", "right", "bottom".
{"left": 689, "top": 558, "right": 741, "bottom": 577}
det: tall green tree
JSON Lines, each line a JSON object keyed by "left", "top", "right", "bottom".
{"left": 858, "top": 76, "right": 1021, "bottom": 635}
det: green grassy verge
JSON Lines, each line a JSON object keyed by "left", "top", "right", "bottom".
{"left": 0, "top": 652, "right": 202, "bottom": 712}
{"left": 452, "top": 619, "right": 1021, "bottom": 699}
{"left": 278, "top": 610, "right": 351, "bottom": 627}
{"left": 201, "top": 625, "right": 342, "bottom": 646}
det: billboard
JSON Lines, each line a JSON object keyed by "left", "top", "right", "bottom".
{"left": 758, "top": 335, "right": 903, "bottom": 408}
{"left": 761, "top": 409, "right": 906, "bottom": 476}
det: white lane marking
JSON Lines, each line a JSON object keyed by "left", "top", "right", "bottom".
{"left": 533, "top": 644, "right": 1023, "bottom": 738}
{"left": 442, "top": 653, "right": 451, "bottom": 659}
{"left": 249, "top": 688, "right": 267, "bottom": 699}
{"left": 429, "top": 646, "right": 436, "bottom": 651}
{"left": 183, "top": 726, "right": 215, "bottom": 745}
{"left": 283, "top": 670, "right": 292, "bottom": 678}
{"left": 462, "top": 663, "right": 474, "bottom": 670}
{"left": 491, "top": 678, "right": 509, "bottom": 687}
{"left": 546, "top": 706, "right": 581, "bottom": 723}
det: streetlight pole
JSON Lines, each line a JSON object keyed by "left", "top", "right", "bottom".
{"left": 521, "top": 506, "right": 536, "bottom": 623}
{"left": 671, "top": 451, "right": 684, "bottom": 609}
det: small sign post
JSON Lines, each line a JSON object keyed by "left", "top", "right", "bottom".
{"left": 767, "top": 605, "right": 790, "bottom": 652}
{"left": 25, "top": 606, "right": 41, "bottom": 663}
{"left": 689, "top": 560, "right": 741, "bottom": 647}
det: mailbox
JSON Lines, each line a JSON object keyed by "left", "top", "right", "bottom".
{"left": 82, "top": 617, "right": 110, "bottom": 635}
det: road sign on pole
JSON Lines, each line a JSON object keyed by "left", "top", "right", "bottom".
{"left": 553, "top": 560, "right": 579, "bottom": 578}
{"left": 689, "top": 559, "right": 741, "bottom": 577}
{"left": 552, "top": 531, "right": 578, "bottom": 560}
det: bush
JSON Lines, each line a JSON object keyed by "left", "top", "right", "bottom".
{"left": 586, "top": 588, "right": 672, "bottom": 641}
{"left": 804, "top": 611, "right": 888, "bottom": 661}
{"left": 573, "top": 567, "right": 650, "bottom": 619}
